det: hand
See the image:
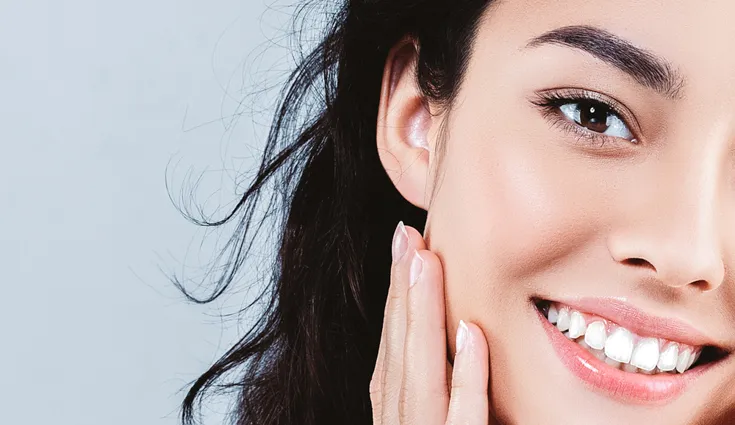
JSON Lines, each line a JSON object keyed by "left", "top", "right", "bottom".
{"left": 370, "top": 221, "right": 494, "bottom": 425}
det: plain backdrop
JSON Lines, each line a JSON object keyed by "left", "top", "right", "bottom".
{"left": 0, "top": 0, "right": 315, "bottom": 423}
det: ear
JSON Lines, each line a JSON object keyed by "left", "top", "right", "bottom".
{"left": 376, "top": 39, "right": 439, "bottom": 211}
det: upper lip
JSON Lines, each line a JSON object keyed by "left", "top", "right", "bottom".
{"left": 549, "top": 296, "right": 723, "bottom": 349}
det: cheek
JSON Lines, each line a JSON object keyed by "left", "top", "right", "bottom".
{"left": 426, "top": 117, "right": 614, "bottom": 329}
{"left": 434, "top": 131, "right": 603, "bottom": 284}
{"left": 424, "top": 66, "right": 635, "bottom": 333}
{"left": 479, "top": 145, "right": 600, "bottom": 278}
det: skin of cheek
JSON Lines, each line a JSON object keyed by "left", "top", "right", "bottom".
{"left": 417, "top": 0, "right": 735, "bottom": 422}
{"left": 425, "top": 97, "right": 612, "bottom": 423}
{"left": 426, "top": 112, "right": 677, "bottom": 423}
{"left": 421, "top": 67, "right": 713, "bottom": 425}
{"left": 424, "top": 92, "right": 733, "bottom": 425}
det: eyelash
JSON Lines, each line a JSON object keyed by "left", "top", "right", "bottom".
{"left": 530, "top": 88, "right": 639, "bottom": 147}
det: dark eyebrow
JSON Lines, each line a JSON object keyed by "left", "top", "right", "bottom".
{"left": 524, "top": 25, "right": 686, "bottom": 100}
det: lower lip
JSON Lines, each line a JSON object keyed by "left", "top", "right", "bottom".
{"left": 534, "top": 304, "right": 710, "bottom": 405}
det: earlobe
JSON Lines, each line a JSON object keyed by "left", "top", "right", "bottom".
{"left": 376, "top": 40, "right": 436, "bottom": 211}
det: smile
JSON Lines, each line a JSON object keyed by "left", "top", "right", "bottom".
{"left": 532, "top": 298, "right": 729, "bottom": 404}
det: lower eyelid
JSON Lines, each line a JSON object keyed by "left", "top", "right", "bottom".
{"left": 549, "top": 112, "right": 615, "bottom": 147}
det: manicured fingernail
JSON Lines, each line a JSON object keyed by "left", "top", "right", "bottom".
{"left": 391, "top": 221, "right": 408, "bottom": 264}
{"left": 409, "top": 250, "right": 424, "bottom": 287}
{"left": 456, "top": 320, "right": 469, "bottom": 355}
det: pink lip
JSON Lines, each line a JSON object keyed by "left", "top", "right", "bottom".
{"left": 556, "top": 297, "right": 714, "bottom": 347}
{"left": 535, "top": 305, "right": 714, "bottom": 404}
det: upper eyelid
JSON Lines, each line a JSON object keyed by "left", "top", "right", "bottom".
{"left": 533, "top": 87, "right": 642, "bottom": 136}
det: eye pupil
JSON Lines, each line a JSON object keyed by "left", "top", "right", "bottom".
{"left": 579, "top": 100, "right": 609, "bottom": 133}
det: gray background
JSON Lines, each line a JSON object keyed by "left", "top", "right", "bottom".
{"left": 0, "top": 0, "right": 306, "bottom": 423}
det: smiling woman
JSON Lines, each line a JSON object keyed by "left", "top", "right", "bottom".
{"left": 178, "top": 0, "right": 735, "bottom": 424}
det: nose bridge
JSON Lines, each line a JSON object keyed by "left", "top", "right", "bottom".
{"left": 658, "top": 159, "right": 722, "bottom": 286}
{"left": 609, "top": 142, "right": 726, "bottom": 290}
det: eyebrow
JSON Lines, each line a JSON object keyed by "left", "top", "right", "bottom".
{"left": 524, "top": 25, "right": 686, "bottom": 100}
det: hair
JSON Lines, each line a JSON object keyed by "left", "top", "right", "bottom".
{"left": 176, "top": 1, "right": 494, "bottom": 424}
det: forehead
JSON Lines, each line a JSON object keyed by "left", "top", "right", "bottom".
{"left": 473, "top": 0, "right": 735, "bottom": 99}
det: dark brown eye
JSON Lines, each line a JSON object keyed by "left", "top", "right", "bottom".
{"left": 578, "top": 100, "right": 609, "bottom": 133}
{"left": 558, "top": 100, "right": 634, "bottom": 140}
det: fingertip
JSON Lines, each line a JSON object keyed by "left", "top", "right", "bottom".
{"left": 409, "top": 249, "right": 443, "bottom": 285}
{"left": 401, "top": 224, "right": 427, "bottom": 251}
{"left": 447, "top": 320, "right": 490, "bottom": 424}
{"left": 456, "top": 320, "right": 469, "bottom": 354}
{"left": 465, "top": 322, "right": 489, "bottom": 358}
{"left": 452, "top": 321, "right": 490, "bottom": 384}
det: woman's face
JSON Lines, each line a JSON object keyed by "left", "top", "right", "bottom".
{"left": 422, "top": 0, "right": 735, "bottom": 423}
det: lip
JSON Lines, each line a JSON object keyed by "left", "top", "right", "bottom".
{"left": 534, "top": 303, "right": 716, "bottom": 405}
{"left": 554, "top": 297, "right": 715, "bottom": 347}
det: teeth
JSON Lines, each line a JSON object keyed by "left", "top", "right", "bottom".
{"left": 657, "top": 343, "right": 679, "bottom": 372}
{"left": 568, "top": 311, "right": 587, "bottom": 338}
{"left": 605, "top": 328, "right": 635, "bottom": 364}
{"left": 676, "top": 349, "right": 692, "bottom": 374}
{"left": 548, "top": 304, "right": 559, "bottom": 324}
{"left": 543, "top": 302, "right": 705, "bottom": 375}
{"left": 690, "top": 349, "right": 701, "bottom": 368}
{"left": 556, "top": 307, "right": 570, "bottom": 332}
{"left": 686, "top": 353, "right": 694, "bottom": 370}
{"left": 630, "top": 338, "right": 660, "bottom": 372}
{"left": 584, "top": 321, "right": 607, "bottom": 350}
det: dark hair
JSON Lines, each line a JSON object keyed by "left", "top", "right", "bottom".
{"left": 176, "top": 1, "right": 493, "bottom": 424}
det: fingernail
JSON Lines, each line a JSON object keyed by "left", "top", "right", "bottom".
{"left": 409, "top": 250, "right": 424, "bottom": 287}
{"left": 456, "top": 320, "right": 469, "bottom": 355}
{"left": 391, "top": 221, "right": 408, "bottom": 264}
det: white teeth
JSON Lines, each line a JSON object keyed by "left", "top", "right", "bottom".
{"left": 676, "top": 349, "right": 692, "bottom": 374}
{"left": 690, "top": 350, "right": 701, "bottom": 368}
{"left": 686, "top": 354, "right": 696, "bottom": 370}
{"left": 604, "top": 328, "right": 635, "bottom": 364}
{"left": 657, "top": 343, "right": 679, "bottom": 372}
{"left": 544, "top": 303, "right": 705, "bottom": 375}
{"left": 568, "top": 311, "right": 587, "bottom": 338}
{"left": 556, "top": 308, "right": 570, "bottom": 332}
{"left": 584, "top": 321, "right": 607, "bottom": 350}
{"left": 630, "top": 338, "right": 660, "bottom": 372}
{"left": 548, "top": 304, "right": 559, "bottom": 324}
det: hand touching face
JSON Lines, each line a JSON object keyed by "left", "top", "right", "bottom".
{"left": 369, "top": 221, "right": 495, "bottom": 425}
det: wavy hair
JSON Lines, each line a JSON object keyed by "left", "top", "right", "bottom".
{"left": 177, "top": 1, "right": 493, "bottom": 424}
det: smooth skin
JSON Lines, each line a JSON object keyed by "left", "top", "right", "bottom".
{"left": 370, "top": 222, "right": 493, "bottom": 425}
{"left": 372, "top": 0, "right": 735, "bottom": 424}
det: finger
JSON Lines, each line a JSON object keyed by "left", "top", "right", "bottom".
{"left": 445, "top": 321, "right": 490, "bottom": 425}
{"left": 371, "top": 221, "right": 407, "bottom": 424}
{"left": 370, "top": 309, "right": 388, "bottom": 423}
{"left": 380, "top": 221, "right": 426, "bottom": 423}
{"left": 372, "top": 221, "right": 410, "bottom": 423}
{"left": 400, "top": 249, "right": 449, "bottom": 425}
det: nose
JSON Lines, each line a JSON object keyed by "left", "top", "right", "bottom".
{"left": 607, "top": 171, "right": 726, "bottom": 292}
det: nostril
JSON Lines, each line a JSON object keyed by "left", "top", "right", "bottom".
{"left": 689, "top": 280, "right": 710, "bottom": 291}
{"left": 624, "top": 257, "right": 656, "bottom": 272}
